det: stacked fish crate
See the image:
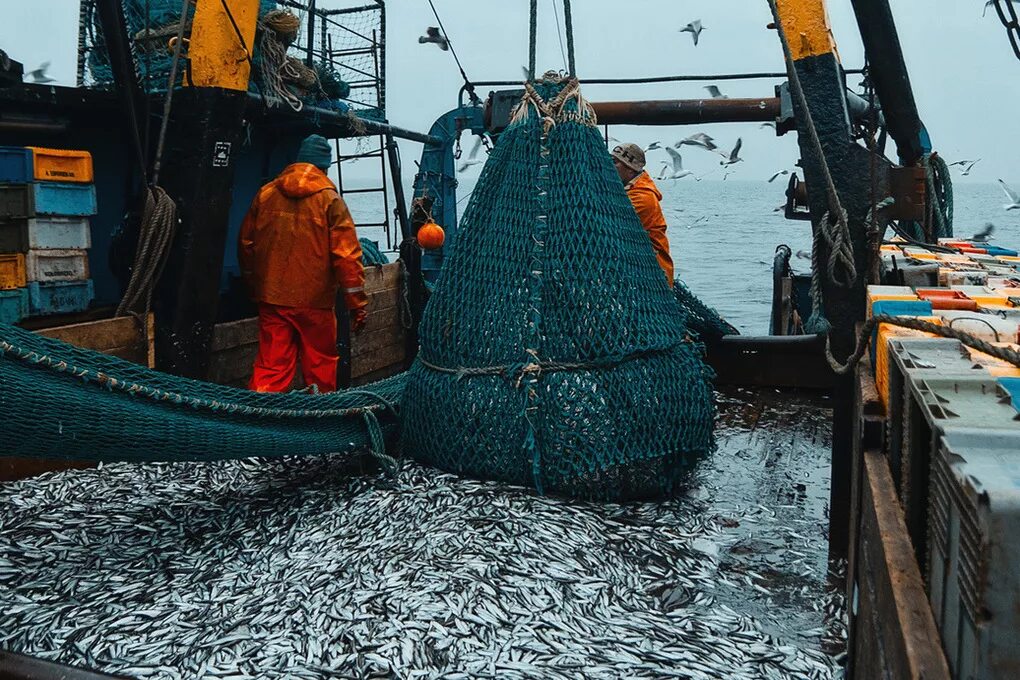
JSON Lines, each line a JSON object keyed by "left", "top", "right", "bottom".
{"left": 0, "top": 146, "right": 96, "bottom": 323}
{"left": 865, "top": 241, "right": 1020, "bottom": 678}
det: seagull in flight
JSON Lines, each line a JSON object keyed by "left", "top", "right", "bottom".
{"left": 948, "top": 159, "right": 980, "bottom": 176}
{"left": 676, "top": 133, "right": 717, "bottom": 152}
{"left": 719, "top": 138, "right": 743, "bottom": 166}
{"left": 760, "top": 122, "right": 777, "bottom": 130}
{"left": 999, "top": 179, "right": 1020, "bottom": 211}
{"left": 457, "top": 135, "right": 484, "bottom": 173}
{"left": 767, "top": 169, "right": 790, "bottom": 183}
{"left": 972, "top": 223, "right": 995, "bottom": 242}
{"left": 704, "top": 85, "right": 728, "bottom": 99}
{"left": 27, "top": 61, "right": 55, "bottom": 84}
{"left": 679, "top": 20, "right": 704, "bottom": 46}
{"left": 660, "top": 148, "right": 694, "bottom": 180}
{"left": 644, "top": 141, "right": 663, "bottom": 152}
{"left": 419, "top": 27, "right": 449, "bottom": 51}
{"left": 984, "top": 0, "right": 1020, "bottom": 17}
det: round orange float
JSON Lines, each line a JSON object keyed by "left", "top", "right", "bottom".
{"left": 417, "top": 221, "right": 446, "bottom": 250}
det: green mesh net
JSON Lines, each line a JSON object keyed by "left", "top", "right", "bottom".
{"left": 0, "top": 323, "right": 402, "bottom": 464}
{"left": 674, "top": 279, "right": 740, "bottom": 343}
{"left": 401, "top": 75, "right": 716, "bottom": 501}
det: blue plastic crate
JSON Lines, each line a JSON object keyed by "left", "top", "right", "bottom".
{"left": 0, "top": 147, "right": 33, "bottom": 183}
{"left": 985, "top": 245, "right": 1020, "bottom": 257}
{"left": 0, "top": 287, "right": 28, "bottom": 324}
{"left": 33, "top": 182, "right": 97, "bottom": 217}
{"left": 27, "top": 279, "right": 94, "bottom": 316}
{"left": 999, "top": 377, "right": 1020, "bottom": 413}
{"left": 870, "top": 299, "right": 935, "bottom": 370}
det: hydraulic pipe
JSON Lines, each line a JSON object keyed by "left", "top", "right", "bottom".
{"left": 590, "top": 97, "right": 780, "bottom": 126}
{"left": 849, "top": 0, "right": 927, "bottom": 165}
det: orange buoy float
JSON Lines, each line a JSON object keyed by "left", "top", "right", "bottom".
{"left": 417, "top": 221, "right": 446, "bottom": 250}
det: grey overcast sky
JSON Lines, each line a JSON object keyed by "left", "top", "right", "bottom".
{"left": 3, "top": 1, "right": 1016, "bottom": 184}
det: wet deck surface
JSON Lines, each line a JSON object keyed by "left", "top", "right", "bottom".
{"left": 0, "top": 386, "right": 844, "bottom": 679}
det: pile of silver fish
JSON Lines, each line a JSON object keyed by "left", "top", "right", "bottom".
{"left": 0, "top": 391, "right": 844, "bottom": 679}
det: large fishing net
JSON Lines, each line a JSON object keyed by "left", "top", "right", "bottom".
{"left": 401, "top": 74, "right": 716, "bottom": 501}
{"left": 0, "top": 322, "right": 402, "bottom": 464}
{"left": 674, "top": 279, "right": 740, "bottom": 343}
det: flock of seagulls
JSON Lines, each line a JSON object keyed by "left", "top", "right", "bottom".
{"left": 434, "top": 16, "right": 1016, "bottom": 206}
{"left": 640, "top": 133, "right": 745, "bottom": 182}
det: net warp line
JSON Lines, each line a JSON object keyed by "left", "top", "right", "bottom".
{"left": 0, "top": 338, "right": 396, "bottom": 421}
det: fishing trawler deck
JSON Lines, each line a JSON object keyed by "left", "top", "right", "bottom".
{"left": 0, "top": 386, "right": 842, "bottom": 680}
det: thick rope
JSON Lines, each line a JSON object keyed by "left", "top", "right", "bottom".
{"left": 117, "top": 0, "right": 186, "bottom": 319}
{"left": 562, "top": 0, "right": 576, "bottom": 77}
{"left": 258, "top": 17, "right": 304, "bottom": 112}
{"left": 528, "top": 0, "right": 538, "bottom": 81}
{"left": 115, "top": 186, "right": 177, "bottom": 318}
{"left": 823, "top": 314, "right": 1020, "bottom": 376}
{"left": 418, "top": 342, "right": 690, "bottom": 384}
{"left": 923, "top": 154, "right": 953, "bottom": 239}
{"left": 511, "top": 74, "right": 596, "bottom": 129}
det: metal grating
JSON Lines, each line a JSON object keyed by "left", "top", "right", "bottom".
{"left": 281, "top": 0, "right": 385, "bottom": 119}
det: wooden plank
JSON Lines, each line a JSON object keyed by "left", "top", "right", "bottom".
{"left": 352, "top": 326, "right": 405, "bottom": 359}
{"left": 850, "top": 449, "right": 951, "bottom": 680}
{"left": 364, "top": 288, "right": 400, "bottom": 316}
{"left": 210, "top": 317, "right": 259, "bottom": 352}
{"left": 0, "top": 458, "right": 94, "bottom": 483}
{"left": 352, "top": 342, "right": 406, "bottom": 377}
{"left": 207, "top": 344, "right": 258, "bottom": 385}
{"left": 36, "top": 315, "right": 151, "bottom": 359}
{"left": 363, "top": 262, "right": 400, "bottom": 291}
{"left": 352, "top": 363, "right": 405, "bottom": 387}
{"left": 359, "top": 306, "right": 401, "bottom": 335}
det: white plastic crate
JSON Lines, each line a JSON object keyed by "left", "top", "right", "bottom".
{"left": 929, "top": 426, "right": 1020, "bottom": 679}
{"left": 25, "top": 248, "right": 89, "bottom": 283}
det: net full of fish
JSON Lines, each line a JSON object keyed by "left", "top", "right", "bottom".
{"left": 0, "top": 441, "right": 843, "bottom": 680}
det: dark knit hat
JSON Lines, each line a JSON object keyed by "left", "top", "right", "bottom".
{"left": 296, "top": 134, "right": 332, "bottom": 171}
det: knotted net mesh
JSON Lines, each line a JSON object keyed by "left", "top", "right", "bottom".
{"left": 401, "top": 75, "right": 716, "bottom": 501}
{"left": 0, "top": 322, "right": 402, "bottom": 464}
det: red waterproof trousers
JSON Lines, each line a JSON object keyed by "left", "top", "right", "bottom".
{"left": 249, "top": 303, "right": 338, "bottom": 393}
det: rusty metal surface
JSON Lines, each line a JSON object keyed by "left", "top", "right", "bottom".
{"left": 887, "top": 165, "right": 927, "bottom": 221}
{"left": 591, "top": 97, "right": 781, "bottom": 125}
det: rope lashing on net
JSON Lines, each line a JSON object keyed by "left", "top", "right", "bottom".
{"left": 418, "top": 343, "right": 691, "bottom": 386}
{"left": 511, "top": 73, "right": 597, "bottom": 131}
{"left": 822, "top": 313, "right": 1020, "bottom": 376}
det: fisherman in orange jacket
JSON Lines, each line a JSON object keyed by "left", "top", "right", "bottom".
{"left": 238, "top": 134, "right": 367, "bottom": 393}
{"left": 611, "top": 142, "right": 675, "bottom": 287}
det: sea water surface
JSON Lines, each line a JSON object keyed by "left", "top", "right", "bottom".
{"left": 349, "top": 179, "right": 1015, "bottom": 333}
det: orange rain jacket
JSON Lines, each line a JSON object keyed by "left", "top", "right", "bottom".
{"left": 625, "top": 171, "right": 674, "bottom": 286}
{"left": 239, "top": 163, "right": 367, "bottom": 312}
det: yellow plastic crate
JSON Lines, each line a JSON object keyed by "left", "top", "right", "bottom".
{"left": 875, "top": 317, "right": 942, "bottom": 406}
{"left": 964, "top": 345, "right": 1020, "bottom": 378}
{"left": 26, "top": 147, "right": 94, "bottom": 183}
{"left": 0, "top": 253, "right": 27, "bottom": 290}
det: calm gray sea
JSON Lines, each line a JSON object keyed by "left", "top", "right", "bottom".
{"left": 347, "top": 180, "right": 1015, "bottom": 334}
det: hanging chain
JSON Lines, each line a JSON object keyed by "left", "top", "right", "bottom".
{"left": 993, "top": 0, "right": 1020, "bottom": 61}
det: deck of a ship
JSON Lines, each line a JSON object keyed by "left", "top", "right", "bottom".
{"left": 0, "top": 385, "right": 843, "bottom": 679}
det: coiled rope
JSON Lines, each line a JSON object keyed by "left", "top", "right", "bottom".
{"left": 116, "top": 0, "right": 187, "bottom": 319}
